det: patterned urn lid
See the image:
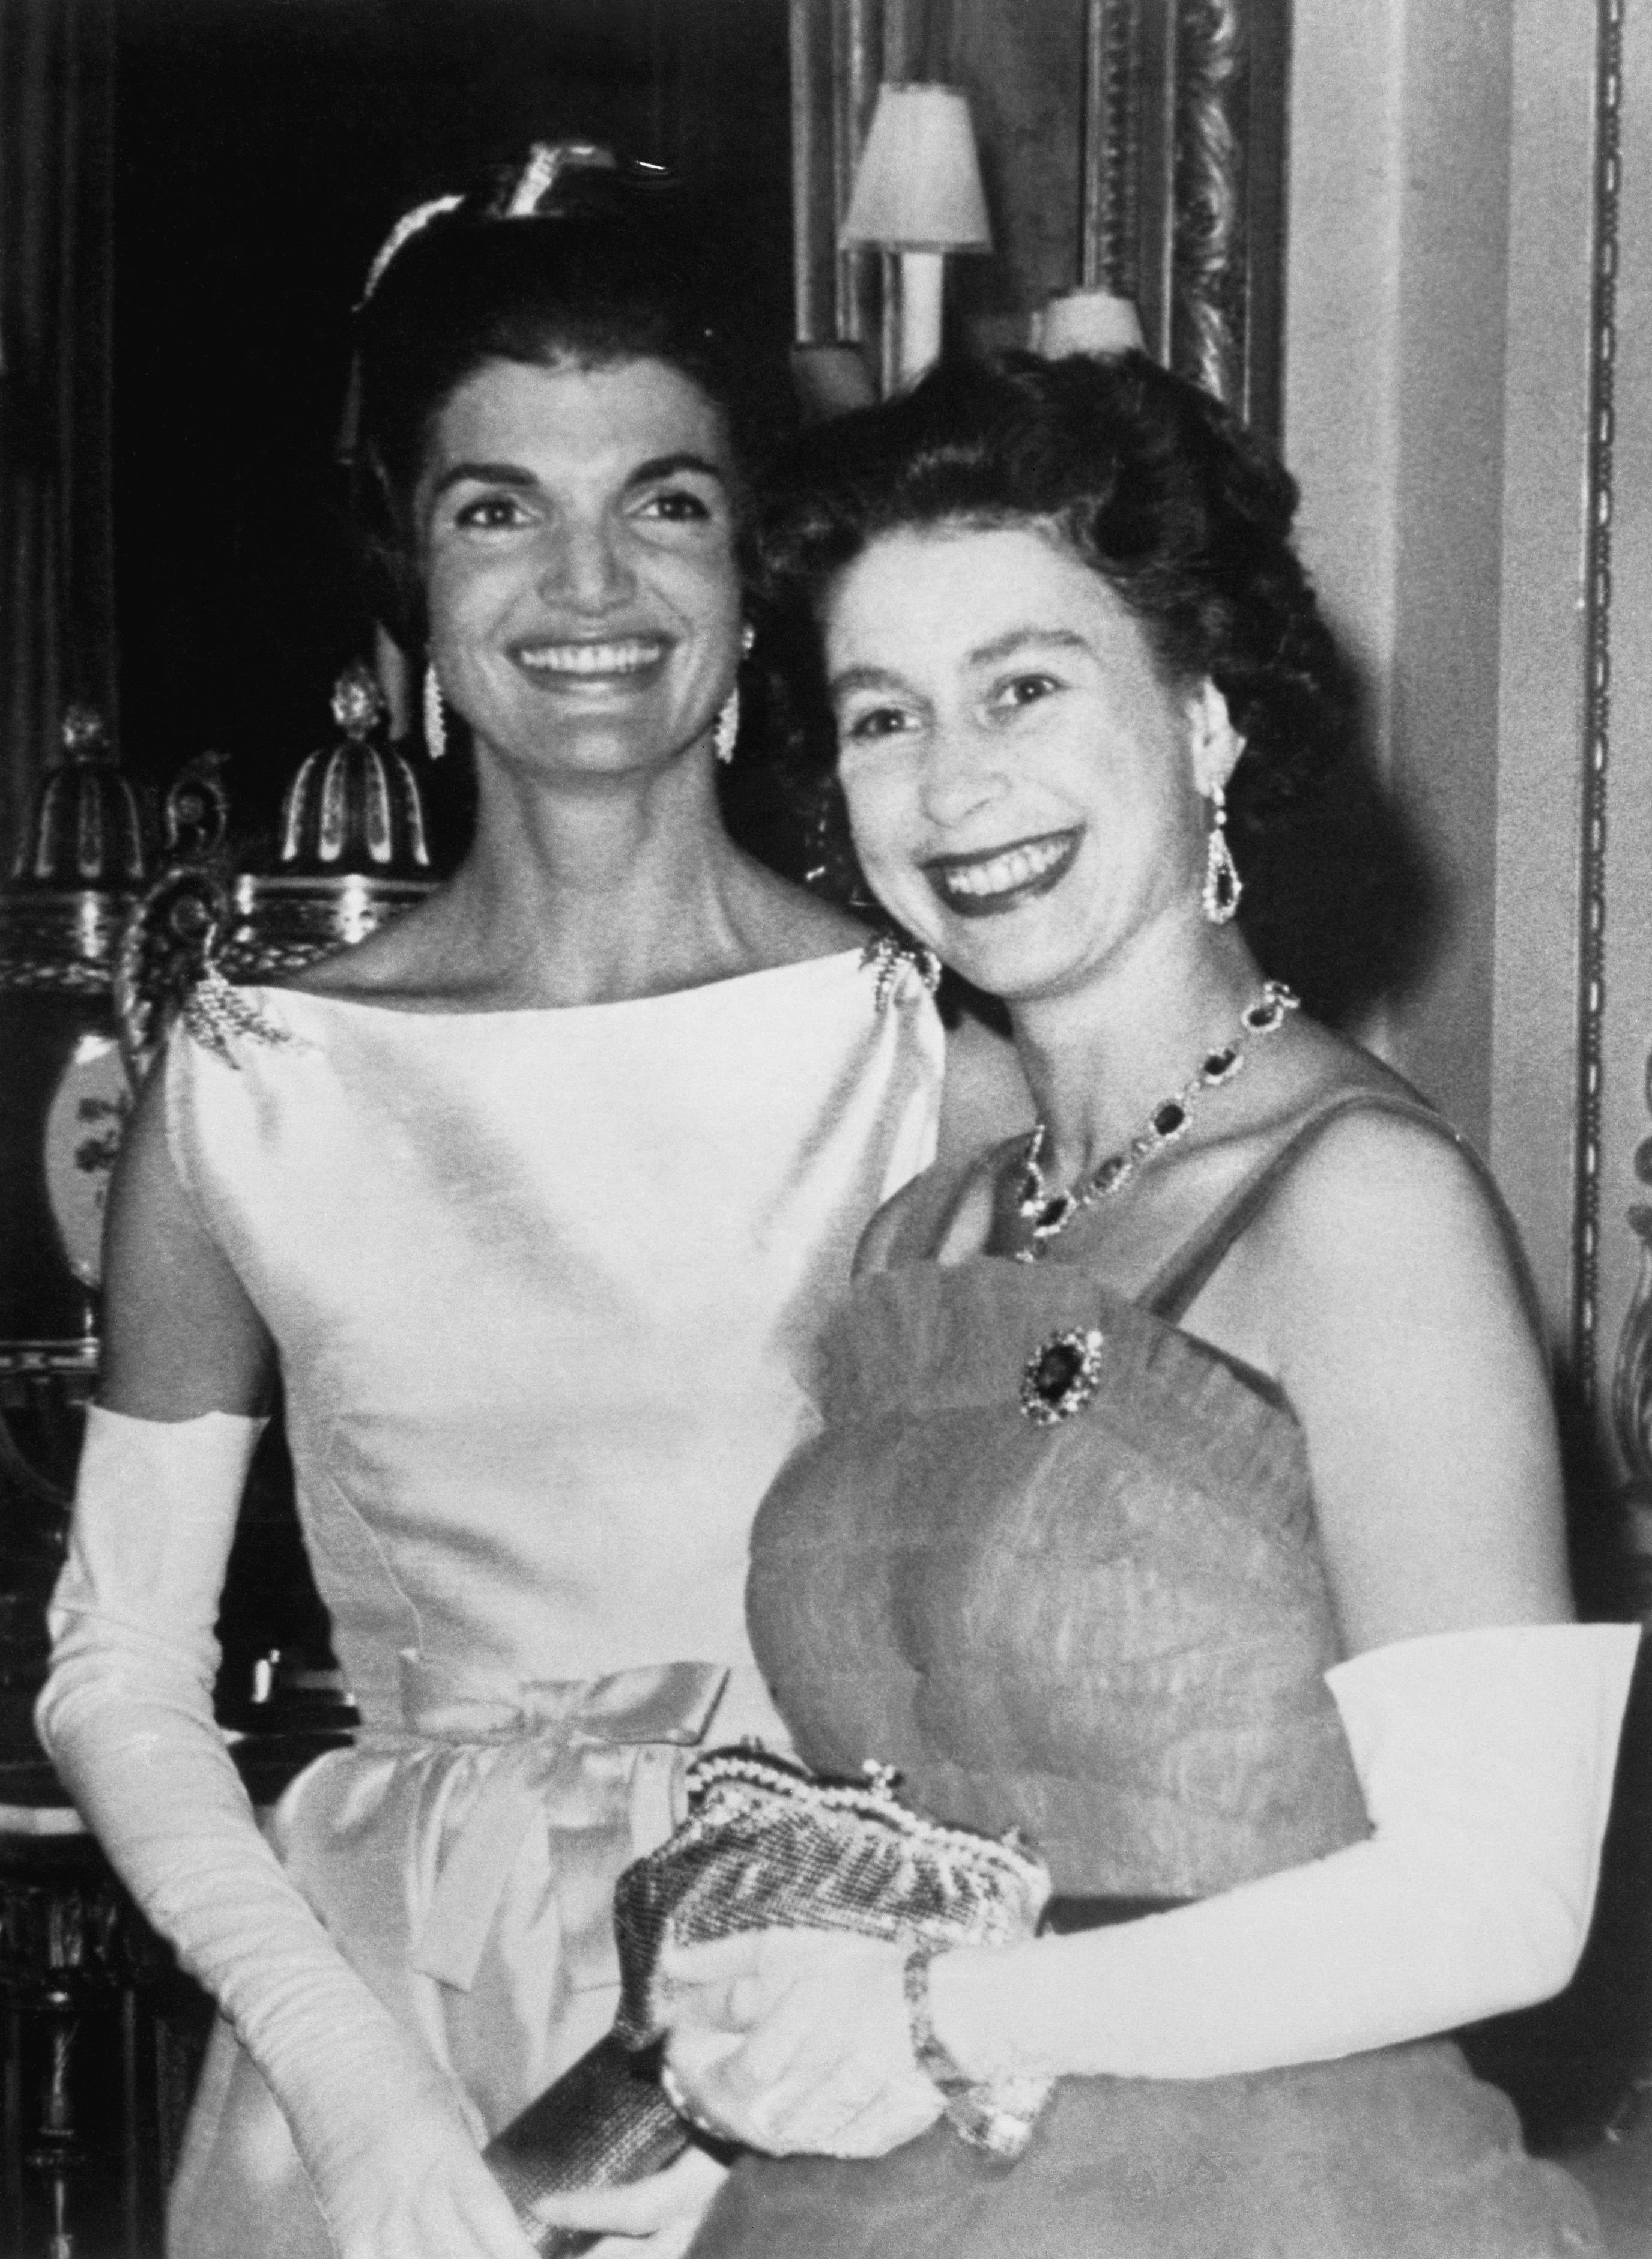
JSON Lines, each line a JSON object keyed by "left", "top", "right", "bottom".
{"left": 275, "top": 661, "right": 432, "bottom": 880}
{"left": 115, "top": 664, "right": 438, "bottom": 1042}
{"left": 8, "top": 706, "right": 148, "bottom": 893}
{"left": 0, "top": 707, "right": 150, "bottom": 993}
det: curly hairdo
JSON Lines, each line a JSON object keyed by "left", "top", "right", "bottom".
{"left": 353, "top": 161, "right": 788, "bottom": 646}
{"left": 755, "top": 351, "right": 1355, "bottom": 895}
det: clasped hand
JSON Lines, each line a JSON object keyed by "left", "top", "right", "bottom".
{"left": 660, "top": 1928, "right": 945, "bottom": 2158}
{"left": 323, "top": 2076, "right": 725, "bottom": 2259}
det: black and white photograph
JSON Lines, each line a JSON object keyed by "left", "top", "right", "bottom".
{"left": 0, "top": 3, "right": 1649, "bottom": 2254}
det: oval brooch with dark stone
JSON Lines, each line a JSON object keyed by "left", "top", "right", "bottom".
{"left": 1019, "top": 1327, "right": 1106, "bottom": 1427}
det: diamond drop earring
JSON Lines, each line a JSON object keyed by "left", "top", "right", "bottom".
{"left": 713, "top": 625, "right": 755, "bottom": 765}
{"left": 423, "top": 662, "right": 447, "bottom": 761}
{"left": 713, "top": 684, "right": 740, "bottom": 765}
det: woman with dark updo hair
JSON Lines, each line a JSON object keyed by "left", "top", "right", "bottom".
{"left": 351, "top": 149, "right": 794, "bottom": 679}
{"left": 34, "top": 149, "right": 1018, "bottom": 2259}
{"left": 659, "top": 354, "right": 1637, "bottom": 2258}
{"left": 757, "top": 349, "right": 1352, "bottom": 913}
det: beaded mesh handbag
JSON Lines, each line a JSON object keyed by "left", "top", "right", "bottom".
{"left": 485, "top": 1745, "right": 1053, "bottom": 2255}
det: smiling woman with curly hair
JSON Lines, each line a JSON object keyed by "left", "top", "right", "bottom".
{"left": 659, "top": 353, "right": 1639, "bottom": 2259}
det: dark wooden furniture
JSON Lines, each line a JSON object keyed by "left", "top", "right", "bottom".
{"left": 0, "top": 1735, "right": 349, "bottom": 2259}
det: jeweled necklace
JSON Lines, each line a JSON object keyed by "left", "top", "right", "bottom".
{"left": 1014, "top": 979, "right": 1299, "bottom": 1263}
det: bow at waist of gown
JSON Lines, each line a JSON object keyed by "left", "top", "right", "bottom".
{"left": 395, "top": 1653, "right": 782, "bottom": 1993}
{"left": 399, "top": 1652, "right": 739, "bottom": 1746}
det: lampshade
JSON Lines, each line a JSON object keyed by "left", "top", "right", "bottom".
{"left": 840, "top": 84, "right": 992, "bottom": 253}
{"left": 1035, "top": 289, "right": 1145, "bottom": 359}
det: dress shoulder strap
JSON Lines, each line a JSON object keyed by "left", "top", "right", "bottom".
{"left": 1141, "top": 1087, "right": 1525, "bottom": 1326}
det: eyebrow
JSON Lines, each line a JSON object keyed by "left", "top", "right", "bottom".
{"left": 967, "top": 626, "right": 1093, "bottom": 667}
{"left": 828, "top": 626, "right": 1093, "bottom": 698}
{"left": 827, "top": 663, "right": 910, "bottom": 699}
{"left": 428, "top": 461, "right": 537, "bottom": 501}
{"left": 427, "top": 450, "right": 730, "bottom": 503}
{"left": 626, "top": 452, "right": 730, "bottom": 489}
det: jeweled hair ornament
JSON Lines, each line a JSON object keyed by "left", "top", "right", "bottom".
{"left": 502, "top": 139, "right": 613, "bottom": 216}
{"left": 343, "top": 142, "right": 646, "bottom": 463}
{"left": 357, "top": 194, "right": 464, "bottom": 307}
{"left": 357, "top": 140, "right": 652, "bottom": 310}
{"left": 341, "top": 143, "right": 686, "bottom": 463}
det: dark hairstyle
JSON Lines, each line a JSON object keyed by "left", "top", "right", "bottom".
{"left": 352, "top": 150, "right": 793, "bottom": 645}
{"left": 754, "top": 351, "right": 1358, "bottom": 906}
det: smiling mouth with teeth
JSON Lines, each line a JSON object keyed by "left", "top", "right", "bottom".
{"left": 515, "top": 638, "right": 668, "bottom": 677}
{"left": 928, "top": 830, "right": 1079, "bottom": 915}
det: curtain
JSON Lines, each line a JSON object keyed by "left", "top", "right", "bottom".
{"left": 0, "top": 0, "right": 116, "bottom": 874}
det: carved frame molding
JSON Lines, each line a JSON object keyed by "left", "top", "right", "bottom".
{"left": 790, "top": 0, "right": 1291, "bottom": 432}
{"left": 1586, "top": 0, "right": 1650, "bottom": 1497}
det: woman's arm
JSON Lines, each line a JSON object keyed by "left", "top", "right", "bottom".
{"left": 663, "top": 1111, "right": 1638, "bottom": 2145}
{"left": 38, "top": 1056, "right": 539, "bottom": 2259}
{"left": 91, "top": 1042, "right": 274, "bottom": 1418}
{"left": 663, "top": 1615, "right": 1634, "bottom": 2145}
{"left": 973, "top": 1110, "right": 1628, "bottom": 2078}
{"left": 1254, "top": 1106, "right": 1573, "bottom": 1648}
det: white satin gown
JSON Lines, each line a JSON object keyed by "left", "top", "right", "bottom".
{"left": 156, "top": 948, "right": 944, "bottom": 2255}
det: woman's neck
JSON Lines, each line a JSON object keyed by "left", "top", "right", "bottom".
{"left": 1007, "top": 922, "right": 1266, "bottom": 1191}
{"left": 429, "top": 751, "right": 782, "bottom": 1007}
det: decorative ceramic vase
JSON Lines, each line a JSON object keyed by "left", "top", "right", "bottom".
{"left": 0, "top": 709, "right": 150, "bottom": 1751}
{"left": 0, "top": 707, "right": 146, "bottom": 1390}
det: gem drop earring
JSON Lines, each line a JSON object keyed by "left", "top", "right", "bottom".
{"left": 1202, "top": 781, "right": 1241, "bottom": 922}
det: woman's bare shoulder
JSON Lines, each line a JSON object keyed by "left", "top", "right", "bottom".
{"left": 99, "top": 1052, "right": 274, "bottom": 1416}
{"left": 740, "top": 877, "right": 870, "bottom": 966}
{"left": 1247, "top": 1089, "right": 1567, "bottom": 1646}
{"left": 1259, "top": 1072, "right": 1505, "bottom": 1287}
{"left": 1238, "top": 1061, "right": 1546, "bottom": 1463}
{"left": 1184, "top": 1016, "right": 1532, "bottom": 1372}
{"left": 1197, "top": 1005, "right": 1519, "bottom": 1326}
{"left": 276, "top": 892, "right": 462, "bottom": 1001}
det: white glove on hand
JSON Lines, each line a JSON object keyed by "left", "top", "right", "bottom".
{"left": 928, "top": 1620, "right": 1640, "bottom": 2083}
{"left": 663, "top": 1927, "right": 945, "bottom": 2158}
{"left": 37, "top": 1405, "right": 537, "bottom": 2259}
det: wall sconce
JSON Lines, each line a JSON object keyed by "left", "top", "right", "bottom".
{"left": 840, "top": 83, "right": 992, "bottom": 389}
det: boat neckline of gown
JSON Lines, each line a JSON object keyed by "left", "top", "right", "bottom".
{"left": 240, "top": 943, "right": 876, "bottom": 1021}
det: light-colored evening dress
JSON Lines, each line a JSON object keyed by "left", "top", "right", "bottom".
{"left": 153, "top": 949, "right": 943, "bottom": 2255}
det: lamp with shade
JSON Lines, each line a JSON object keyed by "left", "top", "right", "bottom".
{"left": 840, "top": 83, "right": 992, "bottom": 389}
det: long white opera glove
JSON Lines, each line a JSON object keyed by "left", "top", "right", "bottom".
{"left": 936, "top": 1620, "right": 1641, "bottom": 2083}
{"left": 35, "top": 1406, "right": 488, "bottom": 2231}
